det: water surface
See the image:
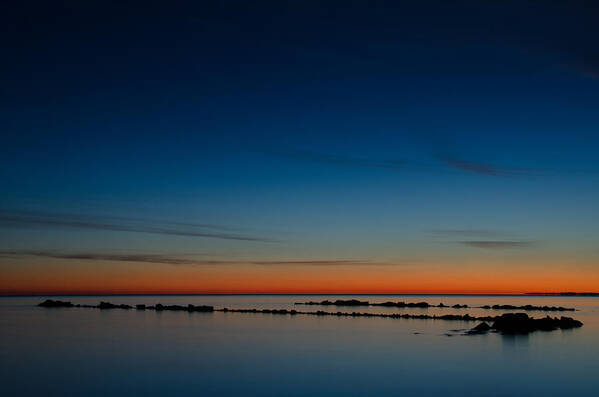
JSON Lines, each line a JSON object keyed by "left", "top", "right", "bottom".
{"left": 1, "top": 295, "right": 598, "bottom": 396}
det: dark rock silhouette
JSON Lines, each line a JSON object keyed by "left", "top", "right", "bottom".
{"left": 187, "top": 304, "right": 214, "bottom": 312}
{"left": 481, "top": 304, "right": 574, "bottom": 311}
{"left": 35, "top": 301, "right": 583, "bottom": 334}
{"left": 298, "top": 299, "right": 370, "bottom": 306}
{"left": 98, "top": 301, "right": 133, "bottom": 309}
{"left": 147, "top": 303, "right": 213, "bottom": 312}
{"left": 38, "top": 299, "right": 74, "bottom": 308}
{"left": 296, "top": 300, "right": 576, "bottom": 311}
{"left": 374, "top": 301, "right": 430, "bottom": 308}
{"left": 491, "top": 313, "right": 583, "bottom": 333}
{"left": 466, "top": 322, "right": 491, "bottom": 334}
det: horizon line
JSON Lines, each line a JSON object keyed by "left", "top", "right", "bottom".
{"left": 2, "top": 292, "right": 598, "bottom": 297}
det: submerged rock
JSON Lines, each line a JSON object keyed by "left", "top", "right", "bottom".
{"left": 37, "top": 299, "right": 74, "bottom": 308}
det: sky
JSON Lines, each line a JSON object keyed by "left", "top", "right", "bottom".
{"left": 1, "top": 1, "right": 598, "bottom": 294}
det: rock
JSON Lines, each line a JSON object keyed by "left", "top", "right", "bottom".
{"left": 136, "top": 304, "right": 146, "bottom": 310}
{"left": 374, "top": 301, "right": 430, "bottom": 308}
{"left": 332, "top": 299, "right": 369, "bottom": 306}
{"left": 97, "top": 301, "right": 132, "bottom": 309}
{"left": 38, "top": 299, "right": 74, "bottom": 308}
{"left": 559, "top": 316, "right": 583, "bottom": 329}
{"left": 492, "top": 313, "right": 534, "bottom": 333}
{"left": 491, "top": 313, "right": 583, "bottom": 333}
{"left": 466, "top": 322, "right": 491, "bottom": 334}
{"left": 489, "top": 304, "right": 574, "bottom": 311}
{"left": 188, "top": 304, "right": 214, "bottom": 312}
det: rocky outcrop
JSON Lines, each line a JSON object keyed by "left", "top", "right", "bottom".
{"left": 374, "top": 301, "right": 431, "bottom": 308}
{"left": 466, "top": 322, "right": 491, "bottom": 334}
{"left": 297, "top": 299, "right": 369, "bottom": 306}
{"left": 98, "top": 301, "right": 133, "bottom": 309}
{"left": 491, "top": 313, "right": 583, "bottom": 333}
{"left": 37, "top": 299, "right": 74, "bottom": 308}
{"left": 35, "top": 301, "right": 583, "bottom": 335}
{"left": 38, "top": 300, "right": 213, "bottom": 312}
{"left": 149, "top": 304, "right": 213, "bottom": 312}
{"left": 480, "top": 304, "right": 575, "bottom": 311}
{"left": 296, "top": 300, "right": 576, "bottom": 311}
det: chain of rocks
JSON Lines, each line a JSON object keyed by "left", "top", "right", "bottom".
{"left": 295, "top": 299, "right": 576, "bottom": 311}
{"left": 37, "top": 299, "right": 583, "bottom": 334}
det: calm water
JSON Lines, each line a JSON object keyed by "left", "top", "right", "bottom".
{"left": 1, "top": 295, "right": 598, "bottom": 396}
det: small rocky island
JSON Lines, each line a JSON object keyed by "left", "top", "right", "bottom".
{"left": 37, "top": 299, "right": 583, "bottom": 335}
{"left": 38, "top": 299, "right": 214, "bottom": 312}
{"left": 467, "top": 313, "right": 583, "bottom": 334}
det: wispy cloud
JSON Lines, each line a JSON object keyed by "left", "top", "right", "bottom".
{"left": 0, "top": 209, "right": 275, "bottom": 242}
{"left": 248, "top": 259, "right": 381, "bottom": 266}
{"left": 0, "top": 251, "right": 397, "bottom": 266}
{"left": 1, "top": 251, "right": 204, "bottom": 266}
{"left": 263, "top": 146, "right": 552, "bottom": 178}
{"left": 459, "top": 241, "right": 535, "bottom": 249}
{"left": 435, "top": 153, "right": 537, "bottom": 177}
{"left": 427, "top": 229, "right": 512, "bottom": 238}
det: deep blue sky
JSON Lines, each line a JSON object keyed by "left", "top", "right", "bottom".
{"left": 1, "top": 1, "right": 598, "bottom": 293}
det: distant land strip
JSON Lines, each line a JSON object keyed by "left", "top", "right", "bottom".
{"left": 525, "top": 292, "right": 599, "bottom": 296}
{"left": 36, "top": 300, "right": 583, "bottom": 334}
{"left": 295, "top": 299, "right": 576, "bottom": 311}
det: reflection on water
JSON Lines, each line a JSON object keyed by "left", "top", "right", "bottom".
{"left": 500, "top": 332, "right": 530, "bottom": 352}
{"left": 1, "top": 295, "right": 598, "bottom": 396}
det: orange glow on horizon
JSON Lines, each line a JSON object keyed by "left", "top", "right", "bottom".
{"left": 1, "top": 258, "right": 598, "bottom": 296}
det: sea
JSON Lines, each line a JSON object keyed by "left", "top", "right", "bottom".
{"left": 1, "top": 295, "right": 598, "bottom": 396}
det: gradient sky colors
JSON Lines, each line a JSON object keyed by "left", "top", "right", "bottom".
{"left": 1, "top": 1, "right": 598, "bottom": 295}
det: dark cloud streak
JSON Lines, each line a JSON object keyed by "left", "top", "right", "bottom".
{"left": 262, "top": 147, "right": 553, "bottom": 178}
{"left": 428, "top": 229, "right": 512, "bottom": 238}
{"left": 435, "top": 154, "right": 538, "bottom": 177}
{"left": 0, "top": 210, "right": 275, "bottom": 242}
{"left": 0, "top": 251, "right": 394, "bottom": 266}
{"left": 460, "top": 241, "right": 535, "bottom": 249}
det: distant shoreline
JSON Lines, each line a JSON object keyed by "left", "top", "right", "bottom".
{"left": 525, "top": 292, "right": 599, "bottom": 296}
{"left": 2, "top": 292, "right": 598, "bottom": 297}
